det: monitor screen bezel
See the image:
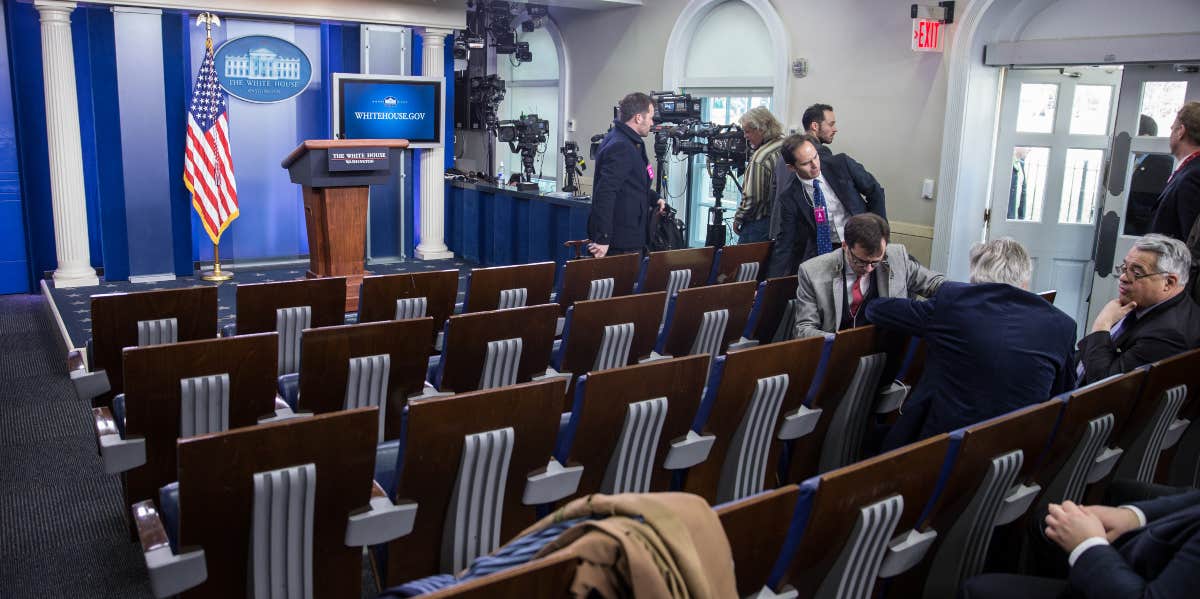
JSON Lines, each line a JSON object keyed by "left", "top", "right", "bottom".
{"left": 332, "top": 73, "right": 444, "bottom": 148}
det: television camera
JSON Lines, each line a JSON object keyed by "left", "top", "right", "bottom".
{"left": 651, "top": 91, "right": 702, "bottom": 124}
{"left": 469, "top": 74, "right": 506, "bottom": 131}
{"left": 497, "top": 113, "right": 550, "bottom": 191}
{"left": 560, "top": 141, "right": 586, "bottom": 194}
{"left": 656, "top": 120, "right": 749, "bottom": 247}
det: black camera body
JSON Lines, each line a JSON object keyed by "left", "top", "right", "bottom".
{"left": 469, "top": 75, "right": 507, "bottom": 131}
{"left": 651, "top": 92, "right": 702, "bottom": 124}
{"left": 498, "top": 114, "right": 550, "bottom": 187}
{"left": 561, "top": 141, "right": 586, "bottom": 193}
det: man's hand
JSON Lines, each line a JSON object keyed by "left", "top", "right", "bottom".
{"left": 1045, "top": 501, "right": 1107, "bottom": 553}
{"left": 656, "top": 199, "right": 667, "bottom": 215}
{"left": 1086, "top": 505, "right": 1143, "bottom": 542}
{"left": 588, "top": 243, "right": 610, "bottom": 258}
{"left": 732, "top": 220, "right": 743, "bottom": 235}
{"left": 1092, "top": 299, "right": 1137, "bottom": 333}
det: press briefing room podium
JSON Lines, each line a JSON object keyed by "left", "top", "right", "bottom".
{"left": 282, "top": 139, "right": 409, "bottom": 312}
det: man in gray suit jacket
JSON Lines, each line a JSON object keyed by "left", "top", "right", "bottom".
{"left": 794, "top": 213, "right": 944, "bottom": 339}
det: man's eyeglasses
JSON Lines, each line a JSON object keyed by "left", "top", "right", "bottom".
{"left": 848, "top": 251, "right": 887, "bottom": 269}
{"left": 1113, "top": 264, "right": 1168, "bottom": 280}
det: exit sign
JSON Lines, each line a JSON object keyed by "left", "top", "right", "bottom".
{"left": 912, "top": 18, "right": 943, "bottom": 52}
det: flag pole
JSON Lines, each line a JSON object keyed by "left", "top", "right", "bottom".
{"left": 195, "top": 12, "right": 233, "bottom": 282}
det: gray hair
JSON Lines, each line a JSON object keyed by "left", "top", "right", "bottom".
{"left": 969, "top": 238, "right": 1032, "bottom": 287}
{"left": 739, "top": 107, "right": 783, "bottom": 141}
{"left": 1133, "top": 234, "right": 1191, "bottom": 285}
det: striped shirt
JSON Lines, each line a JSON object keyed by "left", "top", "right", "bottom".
{"left": 734, "top": 135, "right": 784, "bottom": 227}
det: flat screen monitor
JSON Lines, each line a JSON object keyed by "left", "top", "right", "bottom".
{"left": 333, "top": 74, "right": 443, "bottom": 148}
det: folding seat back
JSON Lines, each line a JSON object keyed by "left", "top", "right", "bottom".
{"left": 744, "top": 276, "right": 800, "bottom": 344}
{"left": 555, "top": 292, "right": 666, "bottom": 409}
{"left": 463, "top": 262, "right": 556, "bottom": 312}
{"left": 656, "top": 281, "right": 757, "bottom": 359}
{"left": 358, "top": 270, "right": 460, "bottom": 343}
{"left": 769, "top": 434, "right": 953, "bottom": 599}
{"left": 415, "top": 551, "right": 579, "bottom": 598}
{"left": 94, "top": 333, "right": 279, "bottom": 510}
{"left": 786, "top": 325, "right": 888, "bottom": 482}
{"left": 559, "top": 355, "right": 711, "bottom": 497}
{"left": 715, "top": 485, "right": 801, "bottom": 597}
{"left": 885, "top": 400, "right": 1062, "bottom": 599}
{"left": 1030, "top": 371, "right": 1145, "bottom": 524}
{"left": 637, "top": 246, "right": 715, "bottom": 294}
{"left": 132, "top": 409, "right": 396, "bottom": 598}
{"left": 234, "top": 278, "right": 347, "bottom": 375}
{"left": 556, "top": 252, "right": 640, "bottom": 313}
{"left": 1108, "top": 349, "right": 1198, "bottom": 485}
{"left": 435, "top": 304, "right": 559, "bottom": 393}
{"left": 384, "top": 380, "right": 570, "bottom": 585}
{"left": 81, "top": 286, "right": 218, "bottom": 408}
{"left": 684, "top": 338, "right": 825, "bottom": 504}
{"left": 708, "top": 241, "right": 772, "bottom": 284}
{"left": 296, "top": 318, "right": 435, "bottom": 442}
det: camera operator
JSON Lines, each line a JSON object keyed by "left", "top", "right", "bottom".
{"left": 732, "top": 107, "right": 785, "bottom": 244}
{"left": 587, "top": 92, "right": 667, "bottom": 257}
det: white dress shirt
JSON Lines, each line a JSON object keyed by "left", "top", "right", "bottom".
{"left": 1067, "top": 505, "right": 1148, "bottom": 567}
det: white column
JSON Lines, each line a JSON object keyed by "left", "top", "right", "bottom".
{"left": 36, "top": 0, "right": 98, "bottom": 287}
{"left": 414, "top": 27, "right": 454, "bottom": 260}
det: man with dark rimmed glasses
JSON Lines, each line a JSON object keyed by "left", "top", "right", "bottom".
{"left": 1075, "top": 234, "right": 1200, "bottom": 386}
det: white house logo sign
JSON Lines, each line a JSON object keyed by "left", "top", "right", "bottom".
{"left": 214, "top": 35, "right": 313, "bottom": 103}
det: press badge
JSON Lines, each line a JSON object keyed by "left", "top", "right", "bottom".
{"left": 814, "top": 206, "right": 828, "bottom": 223}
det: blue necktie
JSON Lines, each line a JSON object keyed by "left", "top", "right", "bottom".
{"left": 812, "top": 179, "right": 833, "bottom": 255}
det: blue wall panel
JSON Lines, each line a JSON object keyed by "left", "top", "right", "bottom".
{"left": 73, "top": 8, "right": 107, "bottom": 273}
{"left": 162, "top": 11, "right": 193, "bottom": 275}
{"left": 85, "top": 8, "right": 130, "bottom": 282}
{"left": 0, "top": 3, "right": 28, "bottom": 293}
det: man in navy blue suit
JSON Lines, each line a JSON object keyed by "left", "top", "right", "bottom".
{"left": 868, "top": 238, "right": 1077, "bottom": 451}
{"left": 961, "top": 489, "right": 1200, "bottom": 598}
{"left": 1149, "top": 101, "right": 1200, "bottom": 241}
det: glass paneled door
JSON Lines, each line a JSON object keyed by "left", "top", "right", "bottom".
{"left": 988, "top": 67, "right": 1121, "bottom": 335}
{"left": 1085, "top": 64, "right": 1200, "bottom": 328}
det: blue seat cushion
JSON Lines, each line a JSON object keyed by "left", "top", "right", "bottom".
{"left": 277, "top": 373, "right": 300, "bottom": 410}
{"left": 113, "top": 393, "right": 127, "bottom": 438}
{"left": 159, "top": 482, "right": 181, "bottom": 553}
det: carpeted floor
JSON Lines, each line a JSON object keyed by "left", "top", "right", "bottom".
{"left": 0, "top": 293, "right": 383, "bottom": 597}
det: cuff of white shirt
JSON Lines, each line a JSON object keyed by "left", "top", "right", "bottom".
{"left": 1119, "top": 505, "right": 1148, "bottom": 528}
{"left": 1068, "top": 537, "right": 1109, "bottom": 567}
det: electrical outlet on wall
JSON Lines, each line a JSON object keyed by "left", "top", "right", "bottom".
{"left": 922, "top": 178, "right": 935, "bottom": 200}
{"left": 567, "top": 118, "right": 577, "bottom": 132}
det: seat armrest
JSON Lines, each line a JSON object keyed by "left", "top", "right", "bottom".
{"left": 994, "top": 482, "right": 1041, "bottom": 526}
{"left": 1162, "top": 418, "right": 1190, "bottom": 450}
{"left": 70, "top": 367, "right": 110, "bottom": 404}
{"left": 344, "top": 481, "right": 418, "bottom": 547}
{"left": 257, "top": 406, "right": 311, "bottom": 424}
{"left": 662, "top": 431, "right": 716, "bottom": 470}
{"left": 220, "top": 323, "right": 237, "bottom": 337}
{"left": 68, "top": 349, "right": 86, "bottom": 373}
{"left": 777, "top": 405, "right": 823, "bottom": 440}
{"left": 875, "top": 381, "right": 909, "bottom": 414}
{"left": 408, "top": 383, "right": 454, "bottom": 402}
{"left": 727, "top": 337, "right": 760, "bottom": 352}
{"left": 532, "top": 368, "right": 573, "bottom": 383}
{"left": 93, "top": 407, "right": 146, "bottom": 474}
{"left": 132, "top": 500, "right": 207, "bottom": 598}
{"left": 746, "top": 587, "right": 799, "bottom": 599}
{"left": 877, "top": 528, "right": 938, "bottom": 578}
{"left": 523, "top": 458, "right": 583, "bottom": 505}
{"left": 1087, "top": 446, "right": 1124, "bottom": 484}
{"left": 555, "top": 316, "right": 565, "bottom": 337}
{"left": 637, "top": 351, "right": 673, "bottom": 364}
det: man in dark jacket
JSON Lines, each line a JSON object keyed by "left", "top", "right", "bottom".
{"left": 1149, "top": 101, "right": 1200, "bottom": 241}
{"left": 962, "top": 489, "right": 1200, "bottom": 598}
{"left": 587, "top": 92, "right": 666, "bottom": 257}
{"left": 869, "top": 238, "right": 1077, "bottom": 451}
{"left": 767, "top": 133, "right": 887, "bottom": 278}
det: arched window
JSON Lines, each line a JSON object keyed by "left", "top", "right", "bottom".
{"left": 664, "top": 0, "right": 788, "bottom": 245}
{"left": 495, "top": 22, "right": 565, "bottom": 191}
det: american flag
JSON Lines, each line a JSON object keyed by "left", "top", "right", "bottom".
{"left": 184, "top": 39, "right": 238, "bottom": 243}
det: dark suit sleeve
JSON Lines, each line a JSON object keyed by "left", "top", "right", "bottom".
{"left": 589, "top": 143, "right": 635, "bottom": 245}
{"left": 1076, "top": 328, "right": 1189, "bottom": 385}
{"left": 1171, "top": 171, "right": 1200, "bottom": 239}
{"left": 865, "top": 295, "right": 936, "bottom": 337}
{"left": 767, "top": 187, "right": 799, "bottom": 278}
{"left": 842, "top": 154, "right": 886, "bottom": 219}
{"left": 1133, "top": 489, "right": 1200, "bottom": 521}
{"left": 1069, "top": 508, "right": 1200, "bottom": 598}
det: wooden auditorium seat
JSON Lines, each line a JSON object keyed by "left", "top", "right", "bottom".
{"left": 70, "top": 286, "right": 218, "bottom": 409}
{"left": 432, "top": 304, "right": 559, "bottom": 394}
{"left": 714, "top": 485, "right": 801, "bottom": 597}
{"left": 132, "top": 409, "right": 414, "bottom": 598}
{"left": 90, "top": 334, "right": 286, "bottom": 512}
{"left": 682, "top": 337, "right": 825, "bottom": 504}
{"left": 358, "top": 269, "right": 459, "bottom": 345}
{"left": 379, "top": 379, "right": 576, "bottom": 586}
{"left": 556, "top": 252, "right": 641, "bottom": 312}
{"left": 556, "top": 355, "right": 711, "bottom": 497}
{"left": 885, "top": 400, "right": 1063, "bottom": 598}
{"left": 637, "top": 246, "right": 716, "bottom": 295}
{"left": 785, "top": 325, "right": 889, "bottom": 482}
{"left": 654, "top": 280, "right": 758, "bottom": 359}
{"left": 744, "top": 276, "right": 800, "bottom": 345}
{"left": 462, "top": 262, "right": 556, "bottom": 312}
{"left": 231, "top": 277, "right": 347, "bottom": 375}
{"left": 1162, "top": 351, "right": 1200, "bottom": 487}
{"left": 290, "top": 318, "right": 435, "bottom": 441}
{"left": 1105, "top": 348, "right": 1198, "bottom": 487}
{"left": 553, "top": 292, "right": 666, "bottom": 409}
{"left": 708, "top": 241, "right": 772, "bottom": 284}
{"left": 767, "top": 434, "right": 954, "bottom": 598}
{"left": 414, "top": 551, "right": 579, "bottom": 598}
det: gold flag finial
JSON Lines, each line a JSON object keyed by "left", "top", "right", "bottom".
{"left": 195, "top": 12, "right": 221, "bottom": 48}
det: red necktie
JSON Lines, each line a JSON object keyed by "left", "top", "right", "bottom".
{"left": 850, "top": 274, "right": 865, "bottom": 318}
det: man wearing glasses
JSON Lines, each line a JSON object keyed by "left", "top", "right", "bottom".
{"left": 1076, "top": 234, "right": 1200, "bottom": 386}
{"left": 793, "top": 213, "right": 943, "bottom": 340}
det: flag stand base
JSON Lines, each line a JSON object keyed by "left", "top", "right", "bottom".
{"left": 200, "top": 242, "right": 233, "bottom": 282}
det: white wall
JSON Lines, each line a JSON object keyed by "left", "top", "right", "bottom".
{"left": 1019, "top": 0, "right": 1200, "bottom": 40}
{"left": 552, "top": 0, "right": 952, "bottom": 238}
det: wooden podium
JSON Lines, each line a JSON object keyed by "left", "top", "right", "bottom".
{"left": 282, "top": 139, "right": 409, "bottom": 312}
